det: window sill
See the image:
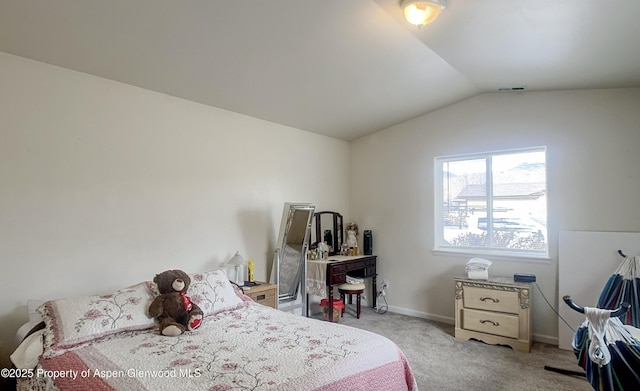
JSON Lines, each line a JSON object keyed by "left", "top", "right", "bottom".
{"left": 431, "top": 248, "right": 551, "bottom": 263}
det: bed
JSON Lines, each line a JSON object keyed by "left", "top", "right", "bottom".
{"left": 10, "top": 269, "right": 417, "bottom": 391}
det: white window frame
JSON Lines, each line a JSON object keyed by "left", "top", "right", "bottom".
{"left": 434, "top": 147, "right": 549, "bottom": 260}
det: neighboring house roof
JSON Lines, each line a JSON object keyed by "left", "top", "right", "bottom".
{"left": 456, "top": 183, "right": 546, "bottom": 199}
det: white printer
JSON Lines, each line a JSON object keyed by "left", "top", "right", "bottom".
{"left": 465, "top": 258, "right": 492, "bottom": 280}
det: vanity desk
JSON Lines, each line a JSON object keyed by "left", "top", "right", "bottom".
{"left": 308, "top": 255, "right": 377, "bottom": 320}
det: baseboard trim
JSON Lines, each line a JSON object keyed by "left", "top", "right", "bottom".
{"left": 385, "top": 305, "right": 454, "bottom": 325}
{"left": 532, "top": 333, "right": 558, "bottom": 346}
{"left": 384, "top": 305, "right": 561, "bottom": 346}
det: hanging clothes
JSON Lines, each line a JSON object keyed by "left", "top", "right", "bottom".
{"left": 572, "top": 305, "right": 640, "bottom": 390}
{"left": 598, "top": 255, "right": 640, "bottom": 328}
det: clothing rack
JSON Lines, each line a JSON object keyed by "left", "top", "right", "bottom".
{"left": 558, "top": 296, "right": 630, "bottom": 391}
{"left": 564, "top": 295, "right": 630, "bottom": 318}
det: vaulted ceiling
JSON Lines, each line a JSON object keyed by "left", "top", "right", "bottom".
{"left": 1, "top": 0, "right": 639, "bottom": 140}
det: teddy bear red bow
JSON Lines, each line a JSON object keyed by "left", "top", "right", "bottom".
{"left": 148, "top": 269, "right": 204, "bottom": 336}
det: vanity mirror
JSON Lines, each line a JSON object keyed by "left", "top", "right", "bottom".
{"left": 312, "top": 211, "right": 344, "bottom": 256}
{"left": 270, "top": 202, "right": 315, "bottom": 313}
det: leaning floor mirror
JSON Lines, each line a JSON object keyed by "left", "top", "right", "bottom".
{"left": 270, "top": 202, "right": 315, "bottom": 315}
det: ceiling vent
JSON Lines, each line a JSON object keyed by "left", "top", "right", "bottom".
{"left": 498, "top": 86, "right": 527, "bottom": 92}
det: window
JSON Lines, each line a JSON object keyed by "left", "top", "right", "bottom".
{"left": 434, "top": 147, "right": 548, "bottom": 259}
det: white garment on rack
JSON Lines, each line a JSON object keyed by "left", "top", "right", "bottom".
{"left": 615, "top": 255, "right": 639, "bottom": 278}
{"left": 581, "top": 306, "right": 637, "bottom": 366}
{"left": 584, "top": 307, "right": 612, "bottom": 366}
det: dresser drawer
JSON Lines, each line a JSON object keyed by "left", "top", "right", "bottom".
{"left": 454, "top": 277, "right": 532, "bottom": 352}
{"left": 244, "top": 283, "right": 277, "bottom": 309}
{"left": 331, "top": 264, "right": 348, "bottom": 273}
{"left": 461, "top": 308, "right": 519, "bottom": 339}
{"left": 333, "top": 273, "right": 347, "bottom": 284}
{"left": 350, "top": 260, "right": 365, "bottom": 269}
{"left": 247, "top": 290, "right": 276, "bottom": 308}
{"left": 463, "top": 286, "right": 520, "bottom": 314}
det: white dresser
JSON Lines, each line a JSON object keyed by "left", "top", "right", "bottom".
{"left": 454, "top": 276, "right": 532, "bottom": 352}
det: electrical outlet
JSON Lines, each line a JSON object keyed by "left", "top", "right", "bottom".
{"left": 382, "top": 280, "right": 389, "bottom": 290}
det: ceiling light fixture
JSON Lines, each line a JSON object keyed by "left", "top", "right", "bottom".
{"left": 401, "top": 0, "right": 447, "bottom": 26}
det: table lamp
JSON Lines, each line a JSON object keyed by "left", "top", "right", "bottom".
{"left": 226, "top": 251, "right": 246, "bottom": 285}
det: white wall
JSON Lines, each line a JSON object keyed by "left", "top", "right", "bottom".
{"left": 0, "top": 52, "right": 350, "bottom": 362}
{"left": 350, "top": 88, "right": 640, "bottom": 343}
{"left": 2, "top": 50, "right": 639, "bottom": 364}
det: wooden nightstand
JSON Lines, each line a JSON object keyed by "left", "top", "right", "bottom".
{"left": 243, "top": 282, "right": 277, "bottom": 309}
{"left": 454, "top": 276, "right": 532, "bottom": 352}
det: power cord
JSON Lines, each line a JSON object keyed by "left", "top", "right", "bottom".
{"left": 535, "top": 281, "right": 587, "bottom": 379}
{"left": 534, "top": 281, "right": 576, "bottom": 333}
{"left": 374, "top": 285, "right": 388, "bottom": 314}
{"left": 369, "top": 280, "right": 577, "bottom": 324}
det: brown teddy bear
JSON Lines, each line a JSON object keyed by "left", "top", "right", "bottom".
{"left": 149, "top": 269, "right": 204, "bottom": 336}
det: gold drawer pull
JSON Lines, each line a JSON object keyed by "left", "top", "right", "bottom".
{"left": 256, "top": 294, "right": 266, "bottom": 300}
{"left": 479, "top": 296, "right": 500, "bottom": 303}
{"left": 479, "top": 319, "right": 500, "bottom": 327}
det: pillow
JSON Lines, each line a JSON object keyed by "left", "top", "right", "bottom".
{"left": 27, "top": 300, "right": 44, "bottom": 324}
{"left": 37, "top": 282, "right": 156, "bottom": 358}
{"left": 11, "top": 329, "right": 44, "bottom": 369}
{"left": 188, "top": 269, "right": 244, "bottom": 316}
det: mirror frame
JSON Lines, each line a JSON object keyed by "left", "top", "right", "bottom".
{"left": 270, "top": 203, "right": 315, "bottom": 311}
{"left": 312, "top": 211, "right": 344, "bottom": 256}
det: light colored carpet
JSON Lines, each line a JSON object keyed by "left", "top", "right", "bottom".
{"left": 320, "top": 306, "right": 591, "bottom": 391}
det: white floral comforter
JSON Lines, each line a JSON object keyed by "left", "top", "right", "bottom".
{"left": 22, "top": 302, "right": 417, "bottom": 391}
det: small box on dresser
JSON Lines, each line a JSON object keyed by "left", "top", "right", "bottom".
{"left": 454, "top": 276, "right": 533, "bottom": 352}
{"left": 244, "top": 282, "right": 277, "bottom": 309}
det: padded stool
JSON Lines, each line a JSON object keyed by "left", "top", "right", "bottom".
{"left": 338, "top": 283, "right": 365, "bottom": 319}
